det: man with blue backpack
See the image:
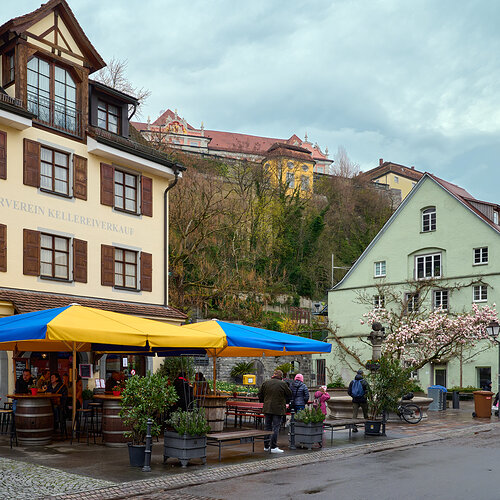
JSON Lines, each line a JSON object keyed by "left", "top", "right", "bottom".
{"left": 348, "top": 369, "right": 370, "bottom": 430}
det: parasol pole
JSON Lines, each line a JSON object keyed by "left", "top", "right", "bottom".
{"left": 212, "top": 354, "right": 217, "bottom": 394}
{"left": 72, "top": 342, "right": 76, "bottom": 430}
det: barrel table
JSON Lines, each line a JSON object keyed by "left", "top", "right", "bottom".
{"left": 93, "top": 394, "right": 130, "bottom": 447}
{"left": 7, "top": 394, "right": 60, "bottom": 446}
{"left": 199, "top": 395, "right": 230, "bottom": 432}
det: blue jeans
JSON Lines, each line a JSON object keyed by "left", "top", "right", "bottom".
{"left": 264, "top": 414, "right": 282, "bottom": 449}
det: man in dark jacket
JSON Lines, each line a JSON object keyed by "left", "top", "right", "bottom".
{"left": 258, "top": 369, "right": 292, "bottom": 453}
{"left": 15, "top": 369, "right": 33, "bottom": 394}
{"left": 347, "top": 369, "right": 369, "bottom": 430}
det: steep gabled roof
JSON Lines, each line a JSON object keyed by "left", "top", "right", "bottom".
{"left": 265, "top": 142, "right": 315, "bottom": 162}
{"left": 0, "top": 0, "right": 105, "bottom": 73}
{"left": 332, "top": 173, "right": 500, "bottom": 290}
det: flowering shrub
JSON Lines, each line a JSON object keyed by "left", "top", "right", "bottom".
{"left": 361, "top": 304, "right": 498, "bottom": 369}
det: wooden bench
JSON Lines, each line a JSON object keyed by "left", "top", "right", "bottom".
{"left": 206, "top": 429, "right": 272, "bottom": 461}
{"left": 322, "top": 418, "right": 367, "bottom": 442}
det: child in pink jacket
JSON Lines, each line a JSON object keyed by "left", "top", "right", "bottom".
{"left": 314, "top": 385, "right": 331, "bottom": 415}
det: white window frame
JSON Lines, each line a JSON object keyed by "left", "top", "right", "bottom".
{"left": 405, "top": 293, "right": 420, "bottom": 313}
{"left": 473, "top": 285, "right": 487, "bottom": 303}
{"left": 300, "top": 175, "right": 309, "bottom": 191}
{"left": 473, "top": 247, "right": 488, "bottom": 265}
{"left": 422, "top": 207, "right": 436, "bottom": 232}
{"left": 286, "top": 171, "right": 295, "bottom": 189}
{"left": 415, "top": 253, "right": 441, "bottom": 279}
{"left": 373, "top": 295, "right": 385, "bottom": 309}
{"left": 374, "top": 261, "right": 386, "bottom": 277}
{"left": 394, "top": 175, "right": 399, "bottom": 183}
{"left": 495, "top": 212, "right": 499, "bottom": 225}
{"left": 433, "top": 290, "right": 448, "bottom": 311}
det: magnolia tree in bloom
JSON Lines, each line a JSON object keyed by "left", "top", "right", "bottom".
{"left": 360, "top": 304, "right": 498, "bottom": 370}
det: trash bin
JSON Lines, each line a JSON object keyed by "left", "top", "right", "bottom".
{"left": 472, "top": 390, "right": 494, "bottom": 418}
{"left": 428, "top": 385, "right": 447, "bottom": 411}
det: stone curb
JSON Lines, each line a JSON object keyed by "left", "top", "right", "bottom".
{"left": 50, "top": 422, "right": 500, "bottom": 500}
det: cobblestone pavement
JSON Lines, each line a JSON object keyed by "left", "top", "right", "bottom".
{"left": 0, "top": 456, "right": 113, "bottom": 499}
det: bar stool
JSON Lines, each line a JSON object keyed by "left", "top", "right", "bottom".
{"left": 0, "top": 409, "right": 17, "bottom": 448}
{"left": 88, "top": 402, "right": 103, "bottom": 438}
{"left": 71, "top": 408, "right": 96, "bottom": 445}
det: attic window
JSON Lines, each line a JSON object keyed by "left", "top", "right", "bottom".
{"left": 98, "top": 101, "right": 120, "bottom": 134}
{"left": 422, "top": 207, "right": 436, "bottom": 232}
{"left": 301, "top": 164, "right": 309, "bottom": 172}
{"left": 494, "top": 212, "right": 499, "bottom": 225}
{"left": 287, "top": 161, "right": 294, "bottom": 169}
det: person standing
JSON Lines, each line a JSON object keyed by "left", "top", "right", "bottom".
{"left": 289, "top": 374, "right": 309, "bottom": 412}
{"left": 347, "top": 369, "right": 369, "bottom": 431}
{"left": 258, "top": 369, "right": 292, "bottom": 453}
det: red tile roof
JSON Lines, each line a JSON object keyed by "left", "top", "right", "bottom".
{"left": 265, "top": 143, "right": 315, "bottom": 162}
{"left": 132, "top": 110, "right": 331, "bottom": 163}
{"left": 362, "top": 161, "right": 424, "bottom": 182}
{"left": 0, "top": 288, "right": 187, "bottom": 321}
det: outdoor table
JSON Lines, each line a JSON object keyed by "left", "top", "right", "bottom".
{"left": 7, "top": 393, "right": 61, "bottom": 446}
{"left": 93, "top": 394, "right": 129, "bottom": 447}
{"left": 226, "top": 401, "right": 265, "bottom": 428}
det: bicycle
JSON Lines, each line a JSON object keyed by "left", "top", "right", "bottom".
{"left": 397, "top": 393, "right": 422, "bottom": 424}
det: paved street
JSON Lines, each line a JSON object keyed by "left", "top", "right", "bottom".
{"left": 144, "top": 425, "right": 500, "bottom": 500}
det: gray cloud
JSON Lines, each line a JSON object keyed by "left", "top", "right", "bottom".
{"left": 4, "top": 0, "right": 500, "bottom": 201}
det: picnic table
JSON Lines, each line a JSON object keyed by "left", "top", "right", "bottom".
{"left": 225, "top": 401, "right": 265, "bottom": 428}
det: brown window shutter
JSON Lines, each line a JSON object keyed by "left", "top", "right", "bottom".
{"left": 23, "top": 138, "right": 40, "bottom": 187}
{"left": 0, "top": 224, "right": 6, "bottom": 272}
{"left": 101, "top": 244, "right": 114, "bottom": 286}
{"left": 140, "top": 252, "right": 152, "bottom": 292}
{"left": 23, "top": 228, "right": 40, "bottom": 276}
{"left": 73, "top": 239, "right": 87, "bottom": 283}
{"left": 73, "top": 155, "right": 88, "bottom": 200}
{"left": 0, "top": 130, "right": 6, "bottom": 180}
{"left": 100, "top": 163, "right": 114, "bottom": 206}
{"left": 141, "top": 176, "right": 153, "bottom": 217}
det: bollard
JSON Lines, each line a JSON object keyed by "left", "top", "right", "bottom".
{"left": 142, "top": 418, "right": 153, "bottom": 472}
{"left": 452, "top": 391, "right": 460, "bottom": 409}
{"left": 289, "top": 409, "right": 296, "bottom": 450}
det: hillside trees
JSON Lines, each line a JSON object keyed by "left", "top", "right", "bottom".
{"left": 158, "top": 145, "right": 393, "bottom": 319}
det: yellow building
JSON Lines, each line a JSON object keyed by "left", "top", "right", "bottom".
{"left": 0, "top": 0, "right": 186, "bottom": 394}
{"left": 361, "top": 159, "right": 424, "bottom": 201}
{"left": 263, "top": 143, "right": 315, "bottom": 197}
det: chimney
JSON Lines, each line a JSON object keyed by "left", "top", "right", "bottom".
{"left": 411, "top": 166, "right": 415, "bottom": 170}
{"left": 379, "top": 158, "right": 383, "bottom": 166}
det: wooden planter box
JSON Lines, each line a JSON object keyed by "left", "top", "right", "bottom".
{"left": 294, "top": 421, "right": 323, "bottom": 450}
{"left": 163, "top": 431, "right": 207, "bottom": 467}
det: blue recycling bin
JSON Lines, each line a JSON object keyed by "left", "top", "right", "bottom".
{"left": 428, "top": 385, "right": 447, "bottom": 411}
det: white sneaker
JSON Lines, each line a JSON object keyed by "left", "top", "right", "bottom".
{"left": 264, "top": 447, "right": 270, "bottom": 452}
{"left": 271, "top": 447, "right": 284, "bottom": 453}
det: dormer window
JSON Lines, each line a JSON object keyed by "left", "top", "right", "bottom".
{"left": 495, "top": 212, "right": 499, "bottom": 225}
{"left": 422, "top": 207, "right": 436, "bottom": 232}
{"left": 98, "top": 100, "right": 120, "bottom": 134}
{"left": 27, "top": 56, "right": 79, "bottom": 136}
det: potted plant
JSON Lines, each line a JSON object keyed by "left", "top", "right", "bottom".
{"left": 293, "top": 407, "right": 326, "bottom": 450}
{"left": 120, "top": 373, "right": 178, "bottom": 467}
{"left": 164, "top": 406, "right": 211, "bottom": 467}
{"left": 112, "top": 385, "right": 122, "bottom": 397}
{"left": 29, "top": 383, "right": 38, "bottom": 396}
{"left": 365, "top": 356, "right": 413, "bottom": 436}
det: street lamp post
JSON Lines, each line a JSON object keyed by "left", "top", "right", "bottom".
{"left": 486, "top": 320, "right": 500, "bottom": 418}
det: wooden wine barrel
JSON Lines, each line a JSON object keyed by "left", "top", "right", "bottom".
{"left": 200, "top": 395, "right": 229, "bottom": 432}
{"left": 101, "top": 398, "right": 129, "bottom": 447}
{"left": 15, "top": 397, "right": 54, "bottom": 446}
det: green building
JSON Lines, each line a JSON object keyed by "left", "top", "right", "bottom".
{"left": 324, "top": 173, "right": 500, "bottom": 392}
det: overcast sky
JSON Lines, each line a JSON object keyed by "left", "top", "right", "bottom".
{"left": 4, "top": 0, "right": 500, "bottom": 202}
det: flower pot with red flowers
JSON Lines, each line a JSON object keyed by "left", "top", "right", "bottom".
{"left": 29, "top": 387, "right": 38, "bottom": 395}
{"left": 112, "top": 386, "right": 122, "bottom": 397}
